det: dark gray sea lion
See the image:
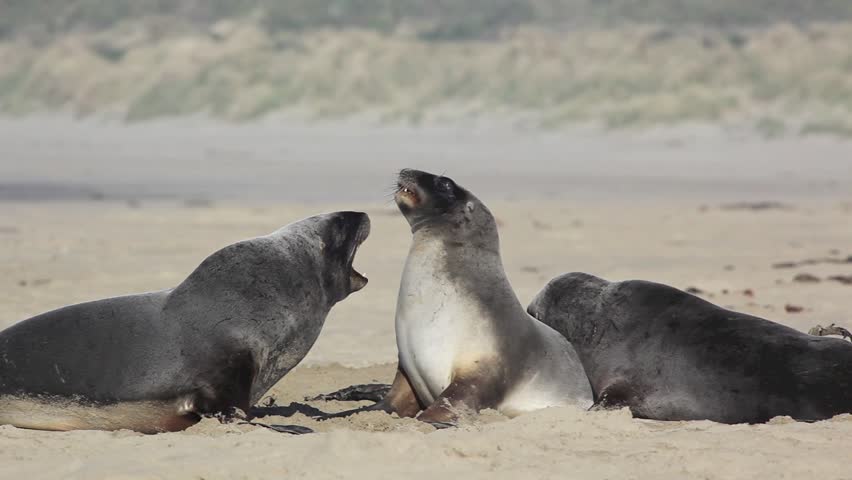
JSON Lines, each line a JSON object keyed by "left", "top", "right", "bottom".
{"left": 527, "top": 272, "right": 852, "bottom": 424}
{"left": 0, "top": 211, "right": 370, "bottom": 433}
{"left": 327, "top": 170, "right": 592, "bottom": 426}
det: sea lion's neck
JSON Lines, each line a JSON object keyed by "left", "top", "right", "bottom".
{"left": 239, "top": 281, "right": 332, "bottom": 402}
{"left": 411, "top": 220, "right": 500, "bottom": 253}
{"left": 404, "top": 229, "right": 518, "bottom": 308}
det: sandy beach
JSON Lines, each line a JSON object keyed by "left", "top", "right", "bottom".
{"left": 1, "top": 118, "right": 851, "bottom": 479}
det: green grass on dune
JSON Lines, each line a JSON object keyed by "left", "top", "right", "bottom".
{"left": 1, "top": 9, "right": 852, "bottom": 135}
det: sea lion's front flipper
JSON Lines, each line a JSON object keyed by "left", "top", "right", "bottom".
{"left": 417, "top": 367, "right": 504, "bottom": 427}
{"left": 363, "top": 366, "right": 423, "bottom": 417}
{"left": 316, "top": 366, "right": 423, "bottom": 420}
{"left": 416, "top": 391, "right": 469, "bottom": 427}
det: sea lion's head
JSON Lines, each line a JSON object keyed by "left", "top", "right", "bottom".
{"left": 288, "top": 211, "right": 371, "bottom": 302}
{"left": 394, "top": 169, "right": 497, "bottom": 247}
{"left": 527, "top": 273, "right": 608, "bottom": 347}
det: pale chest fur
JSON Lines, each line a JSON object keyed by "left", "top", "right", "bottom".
{"left": 395, "top": 239, "right": 497, "bottom": 405}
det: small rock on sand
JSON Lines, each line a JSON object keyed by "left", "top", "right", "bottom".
{"left": 720, "top": 201, "right": 793, "bottom": 211}
{"left": 828, "top": 275, "right": 852, "bottom": 285}
{"left": 793, "top": 273, "right": 821, "bottom": 283}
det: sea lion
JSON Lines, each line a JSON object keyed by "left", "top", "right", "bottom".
{"left": 0, "top": 211, "right": 370, "bottom": 433}
{"left": 527, "top": 272, "right": 852, "bottom": 424}
{"left": 328, "top": 169, "right": 593, "bottom": 425}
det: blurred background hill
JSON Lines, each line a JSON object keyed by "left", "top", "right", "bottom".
{"left": 2, "top": 0, "right": 852, "bottom": 134}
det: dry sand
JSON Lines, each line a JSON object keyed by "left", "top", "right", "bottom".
{"left": 1, "top": 118, "right": 851, "bottom": 478}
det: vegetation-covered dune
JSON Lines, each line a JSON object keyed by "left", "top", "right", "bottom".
{"left": 1, "top": 0, "right": 851, "bottom": 134}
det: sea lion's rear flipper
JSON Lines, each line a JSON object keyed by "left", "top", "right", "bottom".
{"left": 306, "top": 384, "right": 391, "bottom": 403}
{"left": 588, "top": 382, "right": 636, "bottom": 412}
{"left": 0, "top": 395, "right": 200, "bottom": 433}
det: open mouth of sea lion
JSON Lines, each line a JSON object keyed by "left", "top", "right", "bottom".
{"left": 346, "top": 218, "right": 370, "bottom": 293}
{"left": 395, "top": 181, "right": 421, "bottom": 209}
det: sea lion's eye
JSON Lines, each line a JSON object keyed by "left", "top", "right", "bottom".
{"left": 437, "top": 178, "right": 453, "bottom": 192}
